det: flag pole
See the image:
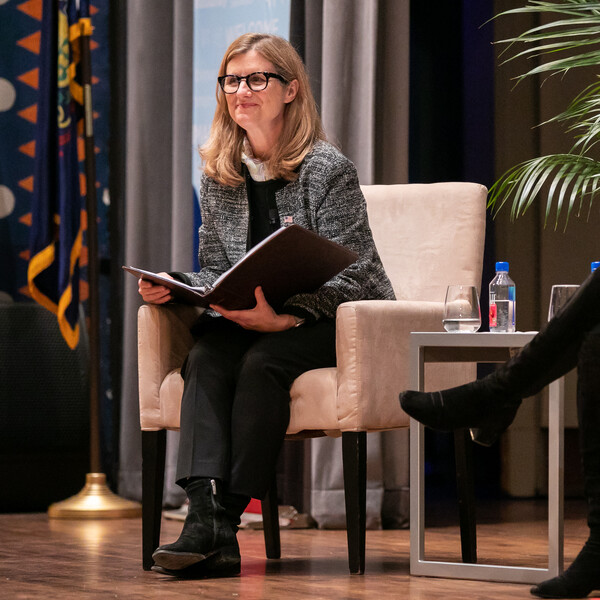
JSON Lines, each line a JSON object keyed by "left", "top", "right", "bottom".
{"left": 48, "top": 9, "right": 140, "bottom": 519}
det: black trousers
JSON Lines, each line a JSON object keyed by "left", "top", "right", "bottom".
{"left": 175, "top": 316, "right": 337, "bottom": 499}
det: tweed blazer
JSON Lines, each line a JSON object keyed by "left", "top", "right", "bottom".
{"left": 184, "top": 140, "right": 395, "bottom": 320}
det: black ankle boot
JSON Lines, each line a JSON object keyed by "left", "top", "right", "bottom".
{"left": 152, "top": 478, "right": 239, "bottom": 573}
{"left": 400, "top": 269, "right": 600, "bottom": 445}
{"left": 531, "top": 332, "right": 600, "bottom": 598}
{"left": 530, "top": 533, "right": 600, "bottom": 598}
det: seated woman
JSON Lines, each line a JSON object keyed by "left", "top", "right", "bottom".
{"left": 138, "top": 33, "right": 394, "bottom": 577}
{"left": 400, "top": 268, "right": 600, "bottom": 599}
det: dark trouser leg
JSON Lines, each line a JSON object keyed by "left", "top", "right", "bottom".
{"left": 228, "top": 319, "right": 337, "bottom": 499}
{"left": 175, "top": 318, "right": 259, "bottom": 485}
{"left": 400, "top": 268, "right": 600, "bottom": 443}
{"left": 579, "top": 328, "right": 600, "bottom": 539}
{"left": 531, "top": 330, "right": 600, "bottom": 599}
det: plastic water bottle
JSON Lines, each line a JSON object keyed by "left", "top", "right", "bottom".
{"left": 489, "top": 262, "right": 516, "bottom": 332}
{"left": 592, "top": 261, "right": 600, "bottom": 272}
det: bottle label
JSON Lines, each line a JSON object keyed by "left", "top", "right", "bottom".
{"left": 489, "top": 303, "right": 497, "bottom": 327}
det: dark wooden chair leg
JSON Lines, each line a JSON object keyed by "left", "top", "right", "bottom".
{"left": 142, "top": 429, "right": 166, "bottom": 570}
{"left": 454, "top": 428, "right": 477, "bottom": 564}
{"left": 261, "top": 478, "right": 281, "bottom": 559}
{"left": 342, "top": 431, "right": 367, "bottom": 574}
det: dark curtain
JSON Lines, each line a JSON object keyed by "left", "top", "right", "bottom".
{"left": 118, "top": 0, "right": 193, "bottom": 506}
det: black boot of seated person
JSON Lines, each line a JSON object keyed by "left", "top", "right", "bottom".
{"left": 399, "top": 379, "right": 521, "bottom": 447}
{"left": 400, "top": 267, "right": 600, "bottom": 446}
{"left": 152, "top": 478, "right": 239, "bottom": 573}
{"left": 530, "top": 333, "right": 600, "bottom": 599}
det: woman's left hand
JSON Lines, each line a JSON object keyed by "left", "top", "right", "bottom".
{"left": 210, "top": 286, "right": 296, "bottom": 332}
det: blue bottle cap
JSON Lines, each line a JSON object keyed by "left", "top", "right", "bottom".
{"left": 592, "top": 261, "right": 600, "bottom": 272}
{"left": 495, "top": 261, "right": 509, "bottom": 272}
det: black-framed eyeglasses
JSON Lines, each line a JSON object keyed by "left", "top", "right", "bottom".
{"left": 218, "top": 71, "right": 288, "bottom": 94}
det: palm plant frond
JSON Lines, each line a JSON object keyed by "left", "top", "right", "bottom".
{"left": 542, "top": 79, "right": 600, "bottom": 153}
{"left": 488, "top": 153, "right": 600, "bottom": 229}
{"left": 490, "top": 0, "right": 600, "bottom": 228}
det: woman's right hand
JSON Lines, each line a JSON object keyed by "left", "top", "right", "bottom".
{"left": 138, "top": 272, "right": 174, "bottom": 304}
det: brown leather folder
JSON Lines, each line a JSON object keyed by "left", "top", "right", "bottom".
{"left": 123, "top": 224, "right": 359, "bottom": 311}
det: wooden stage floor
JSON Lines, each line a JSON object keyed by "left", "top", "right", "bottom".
{"left": 1, "top": 499, "right": 594, "bottom": 600}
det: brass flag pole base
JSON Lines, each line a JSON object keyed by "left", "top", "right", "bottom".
{"left": 47, "top": 472, "right": 142, "bottom": 519}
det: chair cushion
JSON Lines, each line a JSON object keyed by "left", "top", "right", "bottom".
{"left": 288, "top": 368, "right": 339, "bottom": 434}
{"left": 362, "top": 182, "right": 486, "bottom": 302}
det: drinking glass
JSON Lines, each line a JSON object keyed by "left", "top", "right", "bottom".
{"left": 548, "top": 284, "right": 580, "bottom": 321}
{"left": 443, "top": 285, "right": 481, "bottom": 332}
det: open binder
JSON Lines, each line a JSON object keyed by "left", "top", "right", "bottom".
{"left": 123, "top": 224, "right": 358, "bottom": 311}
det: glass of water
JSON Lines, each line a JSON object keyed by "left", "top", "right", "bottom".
{"left": 443, "top": 285, "right": 481, "bottom": 332}
{"left": 548, "top": 284, "right": 580, "bottom": 321}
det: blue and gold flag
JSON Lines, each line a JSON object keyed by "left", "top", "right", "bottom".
{"left": 28, "top": 0, "right": 91, "bottom": 349}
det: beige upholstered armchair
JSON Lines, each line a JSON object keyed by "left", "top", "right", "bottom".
{"left": 138, "top": 182, "right": 487, "bottom": 574}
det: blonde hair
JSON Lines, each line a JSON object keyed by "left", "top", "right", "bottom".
{"left": 200, "top": 33, "right": 325, "bottom": 187}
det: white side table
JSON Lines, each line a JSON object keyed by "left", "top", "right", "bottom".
{"left": 409, "top": 331, "right": 564, "bottom": 584}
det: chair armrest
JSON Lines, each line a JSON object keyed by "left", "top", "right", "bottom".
{"left": 335, "top": 299, "right": 447, "bottom": 430}
{"left": 137, "top": 304, "right": 201, "bottom": 428}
